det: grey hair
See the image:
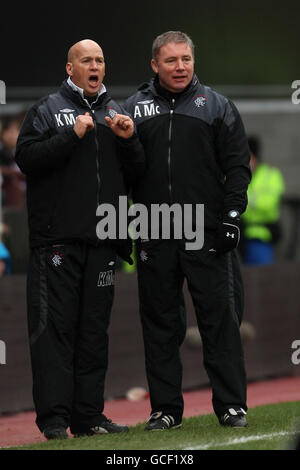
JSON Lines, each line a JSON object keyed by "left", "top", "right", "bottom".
{"left": 152, "top": 31, "right": 194, "bottom": 62}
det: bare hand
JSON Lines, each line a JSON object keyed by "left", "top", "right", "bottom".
{"left": 74, "top": 112, "right": 94, "bottom": 139}
{"left": 105, "top": 113, "right": 134, "bottom": 139}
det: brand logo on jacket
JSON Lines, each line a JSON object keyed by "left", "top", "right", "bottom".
{"left": 137, "top": 100, "right": 154, "bottom": 105}
{"left": 134, "top": 100, "right": 160, "bottom": 118}
{"left": 194, "top": 95, "right": 207, "bottom": 107}
{"left": 97, "top": 270, "right": 115, "bottom": 287}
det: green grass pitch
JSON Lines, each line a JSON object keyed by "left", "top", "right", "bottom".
{"left": 3, "top": 401, "right": 300, "bottom": 451}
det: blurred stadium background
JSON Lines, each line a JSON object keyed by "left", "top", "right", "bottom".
{"left": 0, "top": 1, "right": 299, "bottom": 416}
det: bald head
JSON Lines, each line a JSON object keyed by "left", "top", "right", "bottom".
{"left": 66, "top": 39, "right": 105, "bottom": 97}
{"left": 67, "top": 39, "right": 103, "bottom": 63}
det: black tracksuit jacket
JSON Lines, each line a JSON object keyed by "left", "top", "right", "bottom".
{"left": 124, "top": 75, "right": 251, "bottom": 231}
{"left": 15, "top": 80, "right": 145, "bottom": 258}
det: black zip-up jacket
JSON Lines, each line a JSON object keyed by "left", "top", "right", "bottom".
{"left": 124, "top": 75, "right": 251, "bottom": 231}
{"left": 15, "top": 80, "right": 145, "bottom": 256}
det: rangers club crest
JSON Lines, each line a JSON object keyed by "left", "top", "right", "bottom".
{"left": 140, "top": 250, "right": 148, "bottom": 262}
{"left": 50, "top": 248, "right": 64, "bottom": 267}
{"left": 194, "top": 95, "right": 207, "bottom": 107}
{"left": 107, "top": 107, "right": 118, "bottom": 119}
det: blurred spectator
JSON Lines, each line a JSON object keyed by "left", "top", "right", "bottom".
{"left": 0, "top": 241, "right": 11, "bottom": 276}
{"left": 0, "top": 114, "right": 26, "bottom": 208}
{"left": 240, "top": 136, "right": 285, "bottom": 265}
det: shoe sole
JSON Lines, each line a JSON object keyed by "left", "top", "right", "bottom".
{"left": 145, "top": 423, "right": 182, "bottom": 431}
{"left": 73, "top": 428, "right": 129, "bottom": 437}
{"left": 44, "top": 433, "right": 68, "bottom": 440}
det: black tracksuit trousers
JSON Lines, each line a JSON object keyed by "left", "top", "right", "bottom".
{"left": 27, "top": 242, "right": 116, "bottom": 432}
{"left": 136, "top": 235, "right": 247, "bottom": 421}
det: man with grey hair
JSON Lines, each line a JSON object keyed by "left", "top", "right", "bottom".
{"left": 124, "top": 31, "right": 251, "bottom": 431}
{"left": 152, "top": 31, "right": 195, "bottom": 63}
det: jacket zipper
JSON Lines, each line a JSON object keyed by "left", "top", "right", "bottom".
{"left": 168, "top": 98, "right": 175, "bottom": 205}
{"left": 90, "top": 108, "right": 101, "bottom": 208}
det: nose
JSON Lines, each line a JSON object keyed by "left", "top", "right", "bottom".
{"left": 176, "top": 59, "right": 185, "bottom": 70}
{"left": 90, "top": 59, "right": 98, "bottom": 70}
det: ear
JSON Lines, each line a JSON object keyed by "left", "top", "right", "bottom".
{"left": 66, "top": 62, "right": 73, "bottom": 77}
{"left": 151, "top": 59, "right": 158, "bottom": 74}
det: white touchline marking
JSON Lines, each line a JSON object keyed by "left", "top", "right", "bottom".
{"left": 182, "top": 431, "right": 299, "bottom": 450}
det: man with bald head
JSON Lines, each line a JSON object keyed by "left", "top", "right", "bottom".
{"left": 67, "top": 39, "right": 105, "bottom": 98}
{"left": 15, "top": 40, "right": 144, "bottom": 440}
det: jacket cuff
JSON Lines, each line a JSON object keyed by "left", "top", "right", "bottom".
{"left": 63, "top": 127, "right": 80, "bottom": 143}
{"left": 116, "top": 133, "right": 138, "bottom": 146}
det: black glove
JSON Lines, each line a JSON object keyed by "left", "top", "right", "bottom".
{"left": 214, "top": 210, "right": 241, "bottom": 255}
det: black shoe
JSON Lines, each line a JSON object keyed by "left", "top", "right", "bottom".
{"left": 145, "top": 412, "right": 182, "bottom": 431}
{"left": 72, "top": 415, "right": 129, "bottom": 437}
{"left": 219, "top": 408, "right": 248, "bottom": 427}
{"left": 43, "top": 426, "right": 68, "bottom": 440}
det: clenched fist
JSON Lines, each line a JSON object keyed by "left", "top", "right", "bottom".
{"left": 105, "top": 113, "right": 134, "bottom": 139}
{"left": 73, "top": 112, "right": 94, "bottom": 139}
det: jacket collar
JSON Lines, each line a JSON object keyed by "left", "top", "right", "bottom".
{"left": 59, "top": 78, "right": 109, "bottom": 108}
{"left": 66, "top": 77, "right": 106, "bottom": 106}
